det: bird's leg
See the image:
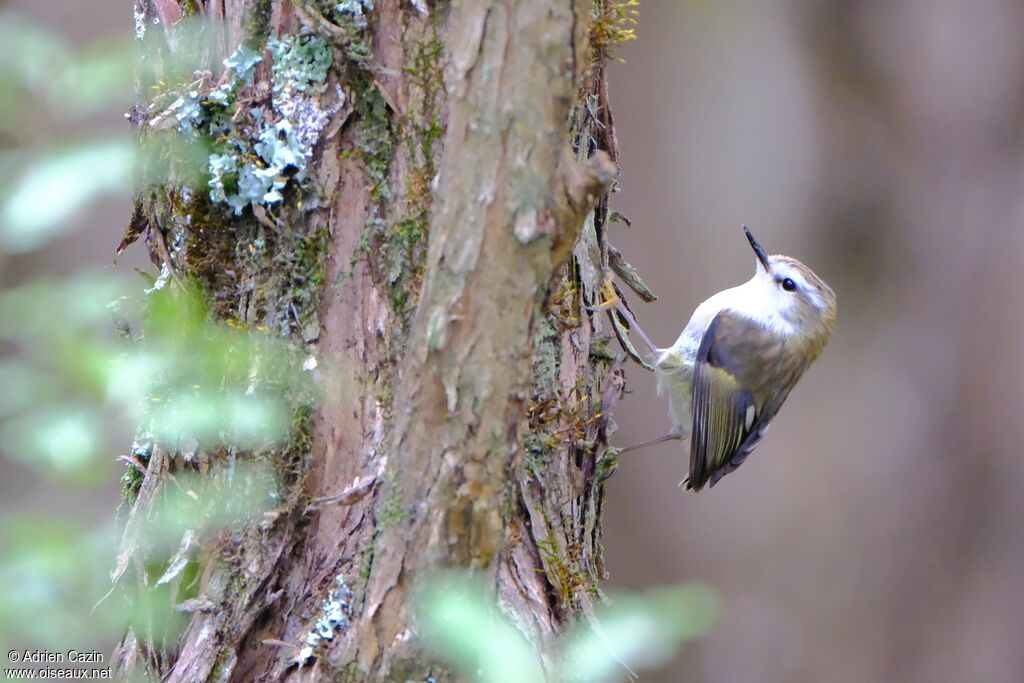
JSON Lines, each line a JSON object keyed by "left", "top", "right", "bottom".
{"left": 583, "top": 293, "right": 659, "bottom": 354}
{"left": 617, "top": 431, "right": 682, "bottom": 455}
{"left": 614, "top": 300, "right": 658, "bottom": 355}
{"left": 584, "top": 275, "right": 659, "bottom": 369}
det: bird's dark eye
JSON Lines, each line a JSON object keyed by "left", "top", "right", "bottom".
{"left": 781, "top": 278, "right": 797, "bottom": 291}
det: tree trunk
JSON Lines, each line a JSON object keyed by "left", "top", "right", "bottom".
{"left": 114, "top": 0, "right": 638, "bottom": 680}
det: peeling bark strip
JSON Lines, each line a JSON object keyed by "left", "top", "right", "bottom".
{"left": 115, "top": 0, "right": 632, "bottom": 680}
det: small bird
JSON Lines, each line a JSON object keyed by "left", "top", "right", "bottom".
{"left": 616, "top": 227, "right": 836, "bottom": 491}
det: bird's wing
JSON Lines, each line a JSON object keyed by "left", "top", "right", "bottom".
{"left": 687, "top": 310, "right": 788, "bottom": 491}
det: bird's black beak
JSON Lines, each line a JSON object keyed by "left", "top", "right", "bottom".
{"left": 743, "top": 225, "right": 771, "bottom": 271}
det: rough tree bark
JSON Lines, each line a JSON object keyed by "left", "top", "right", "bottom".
{"left": 113, "top": 0, "right": 644, "bottom": 680}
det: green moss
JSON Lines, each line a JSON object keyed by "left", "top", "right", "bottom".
{"left": 180, "top": 193, "right": 236, "bottom": 319}
{"left": 524, "top": 318, "right": 562, "bottom": 466}
{"left": 532, "top": 318, "right": 561, "bottom": 387}
{"left": 590, "top": 0, "right": 639, "bottom": 60}
{"left": 402, "top": 23, "right": 444, "bottom": 168}
{"left": 228, "top": 568, "right": 250, "bottom": 598}
{"left": 206, "top": 647, "right": 233, "bottom": 683}
{"left": 358, "top": 546, "right": 374, "bottom": 581}
{"left": 349, "top": 70, "right": 398, "bottom": 290}
{"left": 279, "top": 401, "right": 316, "bottom": 491}
{"left": 176, "top": 184, "right": 327, "bottom": 342}
{"left": 595, "top": 447, "right": 620, "bottom": 482}
{"left": 536, "top": 533, "right": 592, "bottom": 608}
{"left": 354, "top": 81, "right": 393, "bottom": 203}
{"left": 243, "top": 0, "right": 272, "bottom": 50}
{"left": 375, "top": 473, "right": 405, "bottom": 528}
{"left": 391, "top": 218, "right": 426, "bottom": 249}
{"left": 180, "top": 0, "right": 201, "bottom": 18}
{"left": 117, "top": 443, "right": 150, "bottom": 512}
{"left": 588, "top": 337, "right": 615, "bottom": 363}
{"left": 334, "top": 662, "right": 371, "bottom": 683}
{"left": 119, "top": 465, "right": 145, "bottom": 504}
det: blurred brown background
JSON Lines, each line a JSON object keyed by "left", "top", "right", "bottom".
{"left": 606, "top": 2, "right": 1024, "bottom": 682}
{"left": 4, "top": 1, "right": 1024, "bottom": 682}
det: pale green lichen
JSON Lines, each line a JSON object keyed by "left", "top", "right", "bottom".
{"left": 209, "top": 45, "right": 261, "bottom": 104}
{"left": 176, "top": 91, "right": 205, "bottom": 132}
{"left": 295, "top": 573, "right": 353, "bottom": 664}
{"left": 334, "top": 0, "right": 374, "bottom": 31}
{"left": 268, "top": 34, "right": 332, "bottom": 96}
{"left": 175, "top": 45, "right": 262, "bottom": 135}
{"left": 198, "top": 36, "right": 337, "bottom": 214}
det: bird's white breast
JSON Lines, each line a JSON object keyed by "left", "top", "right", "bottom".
{"left": 653, "top": 267, "right": 796, "bottom": 435}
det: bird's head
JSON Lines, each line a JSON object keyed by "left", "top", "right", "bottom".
{"left": 743, "top": 226, "right": 837, "bottom": 354}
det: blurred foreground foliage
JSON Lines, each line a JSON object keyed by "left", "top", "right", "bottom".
{"left": 418, "top": 572, "right": 718, "bottom": 682}
{"left": 0, "top": 463, "right": 276, "bottom": 649}
{"left": 0, "top": 272, "right": 314, "bottom": 649}
{"left": 0, "top": 275, "right": 312, "bottom": 478}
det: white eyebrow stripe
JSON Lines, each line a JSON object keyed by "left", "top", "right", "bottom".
{"left": 773, "top": 263, "right": 825, "bottom": 310}
{"left": 775, "top": 264, "right": 803, "bottom": 285}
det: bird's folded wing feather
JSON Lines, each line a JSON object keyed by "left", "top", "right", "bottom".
{"left": 688, "top": 310, "right": 786, "bottom": 490}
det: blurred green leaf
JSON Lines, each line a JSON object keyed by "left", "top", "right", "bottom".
{"left": 0, "top": 275, "right": 314, "bottom": 478}
{"left": 562, "top": 584, "right": 719, "bottom": 682}
{"left": 56, "top": 36, "right": 137, "bottom": 113}
{"left": 0, "top": 274, "right": 129, "bottom": 343}
{"left": 0, "top": 140, "right": 134, "bottom": 253}
{"left": 417, "top": 572, "right": 719, "bottom": 683}
{"left": 0, "top": 516, "right": 123, "bottom": 648}
{"left": 0, "top": 12, "right": 71, "bottom": 95}
{"left": 418, "top": 572, "right": 546, "bottom": 683}
{"left": 138, "top": 15, "right": 222, "bottom": 87}
{"left": 0, "top": 464, "right": 278, "bottom": 647}
{"left": 143, "top": 463, "right": 278, "bottom": 551}
{"left": 103, "top": 350, "right": 166, "bottom": 406}
{"left": 143, "top": 282, "right": 209, "bottom": 341}
{"left": 0, "top": 12, "right": 134, "bottom": 121}
{"left": 0, "top": 406, "right": 102, "bottom": 477}
{"left": 0, "top": 360, "right": 60, "bottom": 418}
{"left": 148, "top": 392, "right": 290, "bottom": 447}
